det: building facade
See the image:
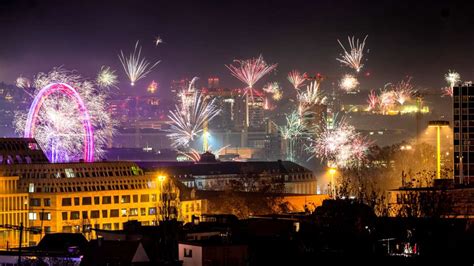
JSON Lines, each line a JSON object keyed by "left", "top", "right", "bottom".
{"left": 140, "top": 159, "right": 318, "bottom": 195}
{"left": 454, "top": 83, "right": 474, "bottom": 185}
{"left": 0, "top": 139, "right": 180, "bottom": 247}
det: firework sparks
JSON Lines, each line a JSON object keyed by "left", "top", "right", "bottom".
{"left": 97, "top": 66, "right": 118, "bottom": 89}
{"left": 225, "top": 55, "right": 277, "bottom": 101}
{"left": 367, "top": 90, "right": 379, "bottom": 111}
{"left": 442, "top": 87, "right": 453, "bottom": 97}
{"left": 16, "top": 76, "right": 31, "bottom": 89}
{"left": 339, "top": 74, "right": 359, "bottom": 93}
{"left": 297, "top": 81, "right": 326, "bottom": 116}
{"left": 280, "top": 111, "right": 305, "bottom": 161}
{"left": 118, "top": 41, "right": 160, "bottom": 86}
{"left": 167, "top": 83, "right": 220, "bottom": 148}
{"left": 273, "top": 90, "right": 283, "bottom": 101}
{"left": 263, "top": 82, "right": 283, "bottom": 101}
{"left": 287, "top": 70, "right": 306, "bottom": 90}
{"left": 14, "top": 67, "right": 115, "bottom": 163}
{"left": 154, "top": 36, "right": 163, "bottom": 46}
{"left": 280, "top": 111, "right": 304, "bottom": 140}
{"left": 307, "top": 117, "right": 369, "bottom": 168}
{"left": 147, "top": 80, "right": 158, "bottom": 93}
{"left": 393, "top": 78, "right": 414, "bottom": 105}
{"left": 336, "top": 35, "right": 368, "bottom": 72}
{"left": 263, "top": 82, "right": 279, "bottom": 94}
{"left": 445, "top": 70, "right": 460, "bottom": 89}
{"left": 378, "top": 86, "right": 396, "bottom": 113}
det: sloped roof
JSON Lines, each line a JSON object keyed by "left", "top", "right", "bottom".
{"left": 138, "top": 160, "right": 311, "bottom": 178}
{"left": 36, "top": 233, "right": 88, "bottom": 253}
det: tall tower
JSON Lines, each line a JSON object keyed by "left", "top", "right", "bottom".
{"left": 453, "top": 82, "right": 474, "bottom": 185}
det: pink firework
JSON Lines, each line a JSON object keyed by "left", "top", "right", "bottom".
{"left": 442, "top": 86, "right": 453, "bottom": 97}
{"left": 307, "top": 117, "right": 370, "bottom": 168}
{"left": 287, "top": 70, "right": 306, "bottom": 90}
{"left": 367, "top": 90, "right": 379, "bottom": 111}
{"left": 225, "top": 55, "right": 277, "bottom": 101}
{"left": 394, "top": 78, "right": 415, "bottom": 105}
{"left": 379, "top": 89, "right": 396, "bottom": 113}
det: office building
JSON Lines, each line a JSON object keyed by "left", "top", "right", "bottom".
{"left": 454, "top": 82, "right": 474, "bottom": 185}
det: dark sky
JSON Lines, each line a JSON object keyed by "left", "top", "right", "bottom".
{"left": 0, "top": 0, "right": 474, "bottom": 101}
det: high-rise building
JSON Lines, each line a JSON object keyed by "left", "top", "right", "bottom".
{"left": 454, "top": 82, "right": 474, "bottom": 185}
{"left": 208, "top": 77, "right": 219, "bottom": 89}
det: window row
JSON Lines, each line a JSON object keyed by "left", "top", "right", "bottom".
{"left": 61, "top": 207, "right": 157, "bottom": 220}
{"left": 61, "top": 194, "right": 157, "bottom": 206}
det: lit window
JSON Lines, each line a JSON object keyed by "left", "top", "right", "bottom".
{"left": 130, "top": 208, "right": 138, "bottom": 216}
{"left": 40, "top": 212, "right": 51, "bottom": 221}
{"left": 28, "top": 183, "right": 35, "bottom": 193}
{"left": 28, "top": 212, "right": 37, "bottom": 220}
{"left": 65, "top": 168, "right": 75, "bottom": 178}
{"left": 121, "top": 208, "right": 128, "bottom": 217}
{"left": 184, "top": 248, "right": 193, "bottom": 258}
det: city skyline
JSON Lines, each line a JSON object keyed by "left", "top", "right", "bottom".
{"left": 0, "top": 0, "right": 472, "bottom": 102}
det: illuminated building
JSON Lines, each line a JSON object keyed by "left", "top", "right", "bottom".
{"left": 0, "top": 139, "right": 180, "bottom": 247}
{"left": 454, "top": 83, "right": 474, "bottom": 185}
{"left": 207, "top": 77, "right": 219, "bottom": 89}
{"left": 140, "top": 159, "right": 318, "bottom": 196}
{"left": 247, "top": 96, "right": 265, "bottom": 130}
{"left": 0, "top": 176, "right": 29, "bottom": 249}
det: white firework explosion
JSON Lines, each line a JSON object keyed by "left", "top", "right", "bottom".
{"left": 297, "top": 81, "right": 327, "bottom": 116}
{"left": 167, "top": 82, "right": 220, "bottom": 149}
{"left": 307, "top": 116, "right": 370, "bottom": 168}
{"left": 14, "top": 67, "right": 116, "bottom": 162}
{"left": 336, "top": 35, "right": 368, "bottom": 72}
{"left": 339, "top": 74, "right": 360, "bottom": 93}
{"left": 97, "top": 66, "right": 119, "bottom": 89}
{"left": 445, "top": 70, "right": 460, "bottom": 89}
{"left": 118, "top": 41, "right": 160, "bottom": 86}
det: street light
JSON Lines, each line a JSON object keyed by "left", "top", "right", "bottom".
{"left": 428, "top": 120, "right": 450, "bottom": 179}
{"left": 156, "top": 175, "right": 166, "bottom": 222}
{"left": 328, "top": 167, "right": 337, "bottom": 199}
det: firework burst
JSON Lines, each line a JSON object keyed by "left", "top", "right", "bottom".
{"left": 378, "top": 86, "right": 396, "bottom": 113}
{"left": 225, "top": 55, "right": 277, "bottom": 101}
{"left": 16, "top": 76, "right": 31, "bottom": 89}
{"left": 263, "top": 82, "right": 283, "bottom": 101}
{"left": 367, "top": 90, "right": 379, "bottom": 111}
{"left": 287, "top": 70, "right": 306, "bottom": 90}
{"left": 442, "top": 87, "right": 453, "bottom": 97}
{"left": 154, "top": 36, "right": 163, "bottom": 46}
{"left": 14, "top": 67, "right": 115, "bottom": 162}
{"left": 280, "top": 111, "right": 305, "bottom": 161}
{"left": 97, "top": 66, "right": 118, "bottom": 89}
{"left": 118, "top": 41, "right": 160, "bottom": 86}
{"left": 339, "top": 74, "right": 359, "bottom": 93}
{"left": 336, "top": 35, "right": 368, "bottom": 72}
{"left": 445, "top": 70, "right": 460, "bottom": 89}
{"left": 147, "top": 80, "right": 158, "bottom": 93}
{"left": 393, "top": 78, "right": 414, "bottom": 105}
{"left": 307, "top": 116, "right": 370, "bottom": 168}
{"left": 280, "top": 111, "right": 304, "bottom": 140}
{"left": 167, "top": 82, "right": 220, "bottom": 148}
{"left": 297, "top": 81, "right": 326, "bottom": 116}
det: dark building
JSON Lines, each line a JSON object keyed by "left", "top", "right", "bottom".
{"left": 0, "top": 138, "right": 49, "bottom": 164}
{"left": 453, "top": 82, "right": 474, "bottom": 185}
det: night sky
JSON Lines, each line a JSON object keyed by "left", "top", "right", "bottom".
{"left": 0, "top": 0, "right": 474, "bottom": 103}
